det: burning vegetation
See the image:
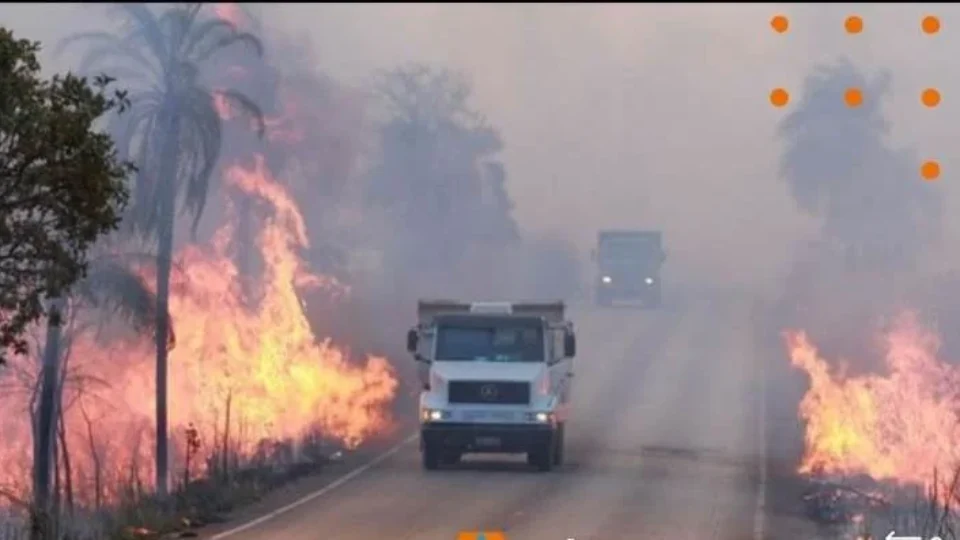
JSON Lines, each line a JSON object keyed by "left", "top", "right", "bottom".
{"left": 0, "top": 2, "right": 584, "bottom": 537}
{"left": 0, "top": 147, "right": 398, "bottom": 507}
{"left": 0, "top": 3, "right": 399, "bottom": 523}
{"left": 786, "top": 311, "right": 960, "bottom": 537}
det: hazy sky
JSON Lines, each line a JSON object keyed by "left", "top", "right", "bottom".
{"left": 4, "top": 2, "right": 960, "bottom": 290}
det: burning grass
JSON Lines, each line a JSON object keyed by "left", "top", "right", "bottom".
{"left": 0, "top": 155, "right": 399, "bottom": 539}
{"left": 786, "top": 311, "right": 960, "bottom": 539}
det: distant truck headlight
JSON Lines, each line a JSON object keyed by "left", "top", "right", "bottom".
{"left": 421, "top": 408, "right": 450, "bottom": 422}
{"left": 645, "top": 277, "right": 654, "bottom": 285}
{"left": 601, "top": 276, "right": 612, "bottom": 284}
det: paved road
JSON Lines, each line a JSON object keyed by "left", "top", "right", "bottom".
{"left": 213, "top": 288, "right": 766, "bottom": 540}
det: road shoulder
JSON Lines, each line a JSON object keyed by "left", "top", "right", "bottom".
{"left": 198, "top": 430, "right": 415, "bottom": 539}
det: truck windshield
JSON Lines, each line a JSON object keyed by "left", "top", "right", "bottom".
{"left": 434, "top": 326, "right": 544, "bottom": 362}
{"left": 599, "top": 237, "right": 660, "bottom": 264}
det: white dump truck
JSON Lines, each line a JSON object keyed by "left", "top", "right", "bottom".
{"left": 406, "top": 299, "right": 577, "bottom": 471}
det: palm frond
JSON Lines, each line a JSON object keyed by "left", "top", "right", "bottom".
{"left": 54, "top": 31, "right": 120, "bottom": 58}
{"left": 59, "top": 31, "right": 161, "bottom": 81}
{"left": 74, "top": 259, "right": 158, "bottom": 334}
{"left": 111, "top": 3, "right": 170, "bottom": 69}
{"left": 214, "top": 88, "right": 265, "bottom": 138}
{"left": 181, "top": 19, "right": 238, "bottom": 56}
{"left": 108, "top": 95, "right": 159, "bottom": 164}
{"left": 176, "top": 87, "right": 224, "bottom": 236}
{"left": 127, "top": 112, "right": 165, "bottom": 239}
{"left": 193, "top": 31, "right": 263, "bottom": 64}
{"left": 158, "top": 3, "right": 208, "bottom": 59}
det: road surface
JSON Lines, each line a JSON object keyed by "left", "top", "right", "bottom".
{"left": 211, "top": 287, "right": 767, "bottom": 540}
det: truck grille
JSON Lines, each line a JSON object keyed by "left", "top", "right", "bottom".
{"left": 448, "top": 381, "right": 530, "bottom": 405}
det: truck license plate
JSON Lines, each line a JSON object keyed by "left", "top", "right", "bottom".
{"left": 475, "top": 436, "right": 500, "bottom": 446}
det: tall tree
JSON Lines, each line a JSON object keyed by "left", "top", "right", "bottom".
{"left": 0, "top": 28, "right": 132, "bottom": 366}
{"left": 779, "top": 58, "right": 941, "bottom": 272}
{"left": 61, "top": 2, "right": 264, "bottom": 495}
{"left": 366, "top": 64, "right": 519, "bottom": 291}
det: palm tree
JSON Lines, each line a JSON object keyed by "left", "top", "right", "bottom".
{"left": 33, "top": 252, "right": 166, "bottom": 534}
{"left": 59, "top": 2, "right": 264, "bottom": 495}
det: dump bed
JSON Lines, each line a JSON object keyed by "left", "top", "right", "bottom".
{"left": 416, "top": 299, "right": 566, "bottom": 326}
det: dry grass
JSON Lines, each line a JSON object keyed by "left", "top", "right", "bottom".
{"left": 0, "top": 429, "right": 340, "bottom": 540}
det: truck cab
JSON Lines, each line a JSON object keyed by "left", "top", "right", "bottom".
{"left": 406, "top": 300, "right": 576, "bottom": 471}
{"left": 593, "top": 230, "right": 666, "bottom": 308}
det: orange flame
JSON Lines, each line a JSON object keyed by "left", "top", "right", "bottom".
{"left": 785, "top": 311, "right": 960, "bottom": 492}
{"left": 0, "top": 154, "right": 398, "bottom": 505}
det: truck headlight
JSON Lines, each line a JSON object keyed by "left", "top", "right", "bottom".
{"left": 601, "top": 276, "right": 612, "bottom": 284}
{"left": 526, "top": 412, "right": 554, "bottom": 423}
{"left": 645, "top": 277, "right": 654, "bottom": 285}
{"left": 421, "top": 408, "right": 450, "bottom": 422}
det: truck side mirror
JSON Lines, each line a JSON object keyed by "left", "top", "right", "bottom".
{"left": 590, "top": 249, "right": 597, "bottom": 262}
{"left": 660, "top": 250, "right": 667, "bottom": 263}
{"left": 564, "top": 332, "right": 576, "bottom": 358}
{"left": 406, "top": 329, "right": 418, "bottom": 353}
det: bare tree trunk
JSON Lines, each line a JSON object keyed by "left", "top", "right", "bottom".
{"left": 32, "top": 297, "right": 65, "bottom": 540}
{"left": 52, "top": 435, "right": 60, "bottom": 535}
{"left": 155, "top": 224, "right": 173, "bottom": 498}
{"left": 57, "top": 409, "right": 74, "bottom": 516}
{"left": 79, "top": 400, "right": 102, "bottom": 511}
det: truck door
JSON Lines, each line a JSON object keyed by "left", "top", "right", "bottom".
{"left": 416, "top": 327, "right": 435, "bottom": 389}
{"left": 550, "top": 328, "right": 573, "bottom": 414}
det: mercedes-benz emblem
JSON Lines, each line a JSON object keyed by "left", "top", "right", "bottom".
{"left": 480, "top": 384, "right": 498, "bottom": 400}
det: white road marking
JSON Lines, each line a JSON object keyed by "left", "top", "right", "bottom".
{"left": 209, "top": 432, "right": 418, "bottom": 540}
{"left": 752, "top": 308, "right": 768, "bottom": 540}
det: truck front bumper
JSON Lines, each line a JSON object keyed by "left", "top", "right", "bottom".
{"left": 597, "top": 282, "right": 661, "bottom": 302}
{"left": 421, "top": 422, "right": 555, "bottom": 454}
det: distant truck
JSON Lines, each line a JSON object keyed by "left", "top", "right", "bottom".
{"left": 593, "top": 230, "right": 666, "bottom": 308}
{"left": 406, "top": 299, "right": 577, "bottom": 472}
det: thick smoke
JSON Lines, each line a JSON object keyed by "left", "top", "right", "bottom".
{"left": 774, "top": 59, "right": 944, "bottom": 363}
{"left": 6, "top": 0, "right": 960, "bottom": 486}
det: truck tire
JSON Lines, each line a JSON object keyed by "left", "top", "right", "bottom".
{"left": 553, "top": 423, "right": 565, "bottom": 466}
{"left": 422, "top": 442, "right": 441, "bottom": 470}
{"left": 527, "top": 436, "right": 555, "bottom": 472}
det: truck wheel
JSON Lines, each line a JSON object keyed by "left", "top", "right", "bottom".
{"left": 553, "top": 424, "right": 565, "bottom": 466}
{"left": 527, "top": 438, "right": 555, "bottom": 472}
{"left": 422, "top": 442, "right": 441, "bottom": 470}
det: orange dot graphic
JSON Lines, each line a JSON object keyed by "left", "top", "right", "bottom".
{"left": 845, "top": 15, "right": 863, "bottom": 34}
{"left": 921, "top": 160, "right": 940, "bottom": 181}
{"left": 844, "top": 88, "right": 863, "bottom": 107}
{"left": 922, "top": 15, "right": 940, "bottom": 34}
{"left": 771, "top": 15, "right": 789, "bottom": 33}
{"left": 922, "top": 88, "right": 941, "bottom": 107}
{"left": 770, "top": 88, "right": 789, "bottom": 107}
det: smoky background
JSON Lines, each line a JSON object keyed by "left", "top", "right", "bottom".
{"left": 5, "top": 1, "right": 960, "bottom": 461}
